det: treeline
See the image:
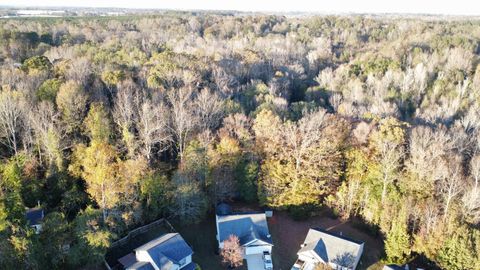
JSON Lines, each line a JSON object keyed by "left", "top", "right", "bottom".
{"left": 0, "top": 13, "right": 479, "bottom": 269}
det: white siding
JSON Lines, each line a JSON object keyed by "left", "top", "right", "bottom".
{"left": 179, "top": 255, "right": 192, "bottom": 269}
{"left": 245, "top": 245, "right": 271, "bottom": 255}
{"left": 136, "top": 250, "right": 158, "bottom": 270}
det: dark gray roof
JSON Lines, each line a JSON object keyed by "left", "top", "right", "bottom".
{"left": 25, "top": 208, "right": 44, "bottom": 225}
{"left": 127, "top": 261, "right": 155, "bottom": 270}
{"left": 298, "top": 228, "right": 364, "bottom": 268}
{"left": 217, "top": 212, "right": 273, "bottom": 246}
{"left": 135, "top": 233, "right": 193, "bottom": 268}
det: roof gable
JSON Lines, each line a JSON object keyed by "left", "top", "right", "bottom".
{"left": 298, "top": 228, "right": 364, "bottom": 268}
{"left": 216, "top": 213, "right": 272, "bottom": 246}
{"left": 134, "top": 233, "right": 193, "bottom": 268}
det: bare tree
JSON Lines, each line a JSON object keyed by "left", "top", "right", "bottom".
{"left": 462, "top": 154, "right": 480, "bottom": 224}
{"left": 283, "top": 108, "right": 328, "bottom": 172}
{"left": 29, "top": 101, "right": 65, "bottom": 172}
{"left": 113, "top": 80, "right": 142, "bottom": 157}
{"left": 0, "top": 89, "right": 25, "bottom": 155}
{"left": 221, "top": 235, "right": 243, "bottom": 268}
{"left": 138, "top": 100, "right": 171, "bottom": 161}
{"left": 194, "top": 88, "right": 224, "bottom": 132}
{"left": 377, "top": 140, "right": 404, "bottom": 203}
{"left": 166, "top": 87, "right": 197, "bottom": 160}
{"left": 438, "top": 156, "right": 464, "bottom": 221}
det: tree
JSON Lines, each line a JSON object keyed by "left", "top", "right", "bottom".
{"left": 21, "top": 55, "right": 52, "bottom": 75}
{"left": 32, "top": 212, "right": 72, "bottom": 269}
{"left": 256, "top": 109, "right": 348, "bottom": 208}
{"left": 195, "top": 88, "right": 225, "bottom": 132}
{"left": 462, "top": 154, "right": 480, "bottom": 224}
{"left": 84, "top": 102, "right": 111, "bottom": 143}
{"left": 37, "top": 78, "right": 62, "bottom": 102}
{"left": 0, "top": 89, "right": 25, "bottom": 155}
{"left": 171, "top": 171, "right": 207, "bottom": 224}
{"left": 69, "top": 141, "right": 119, "bottom": 222}
{"left": 113, "top": 80, "right": 142, "bottom": 157}
{"left": 435, "top": 155, "right": 464, "bottom": 222}
{"left": 29, "top": 101, "right": 64, "bottom": 173}
{"left": 384, "top": 207, "right": 411, "bottom": 264}
{"left": 436, "top": 226, "right": 479, "bottom": 270}
{"left": 68, "top": 207, "right": 112, "bottom": 268}
{"left": 221, "top": 235, "right": 243, "bottom": 268}
{"left": 140, "top": 173, "right": 172, "bottom": 222}
{"left": 56, "top": 81, "right": 88, "bottom": 135}
{"left": 167, "top": 87, "right": 198, "bottom": 160}
{"left": 137, "top": 99, "right": 171, "bottom": 161}
{"left": 208, "top": 135, "right": 242, "bottom": 201}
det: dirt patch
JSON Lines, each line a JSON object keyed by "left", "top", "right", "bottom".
{"left": 268, "top": 211, "right": 384, "bottom": 270}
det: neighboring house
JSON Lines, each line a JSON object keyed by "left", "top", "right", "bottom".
{"left": 293, "top": 228, "right": 364, "bottom": 270}
{"left": 215, "top": 203, "right": 273, "bottom": 257}
{"left": 118, "top": 233, "right": 196, "bottom": 270}
{"left": 25, "top": 207, "right": 44, "bottom": 234}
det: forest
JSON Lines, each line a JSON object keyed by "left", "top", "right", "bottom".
{"left": 0, "top": 12, "right": 479, "bottom": 270}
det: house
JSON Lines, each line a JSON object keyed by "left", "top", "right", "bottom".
{"left": 292, "top": 228, "right": 364, "bottom": 270}
{"left": 25, "top": 207, "right": 44, "bottom": 234}
{"left": 118, "top": 233, "right": 196, "bottom": 270}
{"left": 215, "top": 203, "right": 273, "bottom": 257}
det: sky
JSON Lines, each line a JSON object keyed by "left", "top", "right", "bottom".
{"left": 2, "top": 0, "right": 480, "bottom": 16}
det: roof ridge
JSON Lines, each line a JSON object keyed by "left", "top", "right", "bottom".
{"left": 310, "top": 227, "right": 364, "bottom": 245}
{"left": 135, "top": 232, "right": 179, "bottom": 251}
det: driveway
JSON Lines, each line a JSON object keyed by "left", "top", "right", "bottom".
{"left": 245, "top": 254, "right": 264, "bottom": 270}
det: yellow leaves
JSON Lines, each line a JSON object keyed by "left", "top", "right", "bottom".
{"left": 84, "top": 102, "right": 111, "bottom": 143}
{"left": 215, "top": 136, "right": 241, "bottom": 156}
{"left": 373, "top": 117, "right": 408, "bottom": 145}
{"left": 101, "top": 70, "right": 125, "bottom": 87}
{"left": 253, "top": 109, "right": 282, "bottom": 149}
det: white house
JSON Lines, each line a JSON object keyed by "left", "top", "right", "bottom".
{"left": 292, "top": 228, "right": 364, "bottom": 270}
{"left": 118, "top": 233, "right": 196, "bottom": 270}
{"left": 215, "top": 203, "right": 273, "bottom": 257}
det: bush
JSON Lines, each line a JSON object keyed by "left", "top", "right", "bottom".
{"left": 288, "top": 204, "right": 314, "bottom": 221}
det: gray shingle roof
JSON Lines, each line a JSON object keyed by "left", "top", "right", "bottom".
{"left": 298, "top": 228, "right": 364, "bottom": 268}
{"left": 217, "top": 212, "right": 273, "bottom": 246}
{"left": 135, "top": 233, "right": 193, "bottom": 268}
